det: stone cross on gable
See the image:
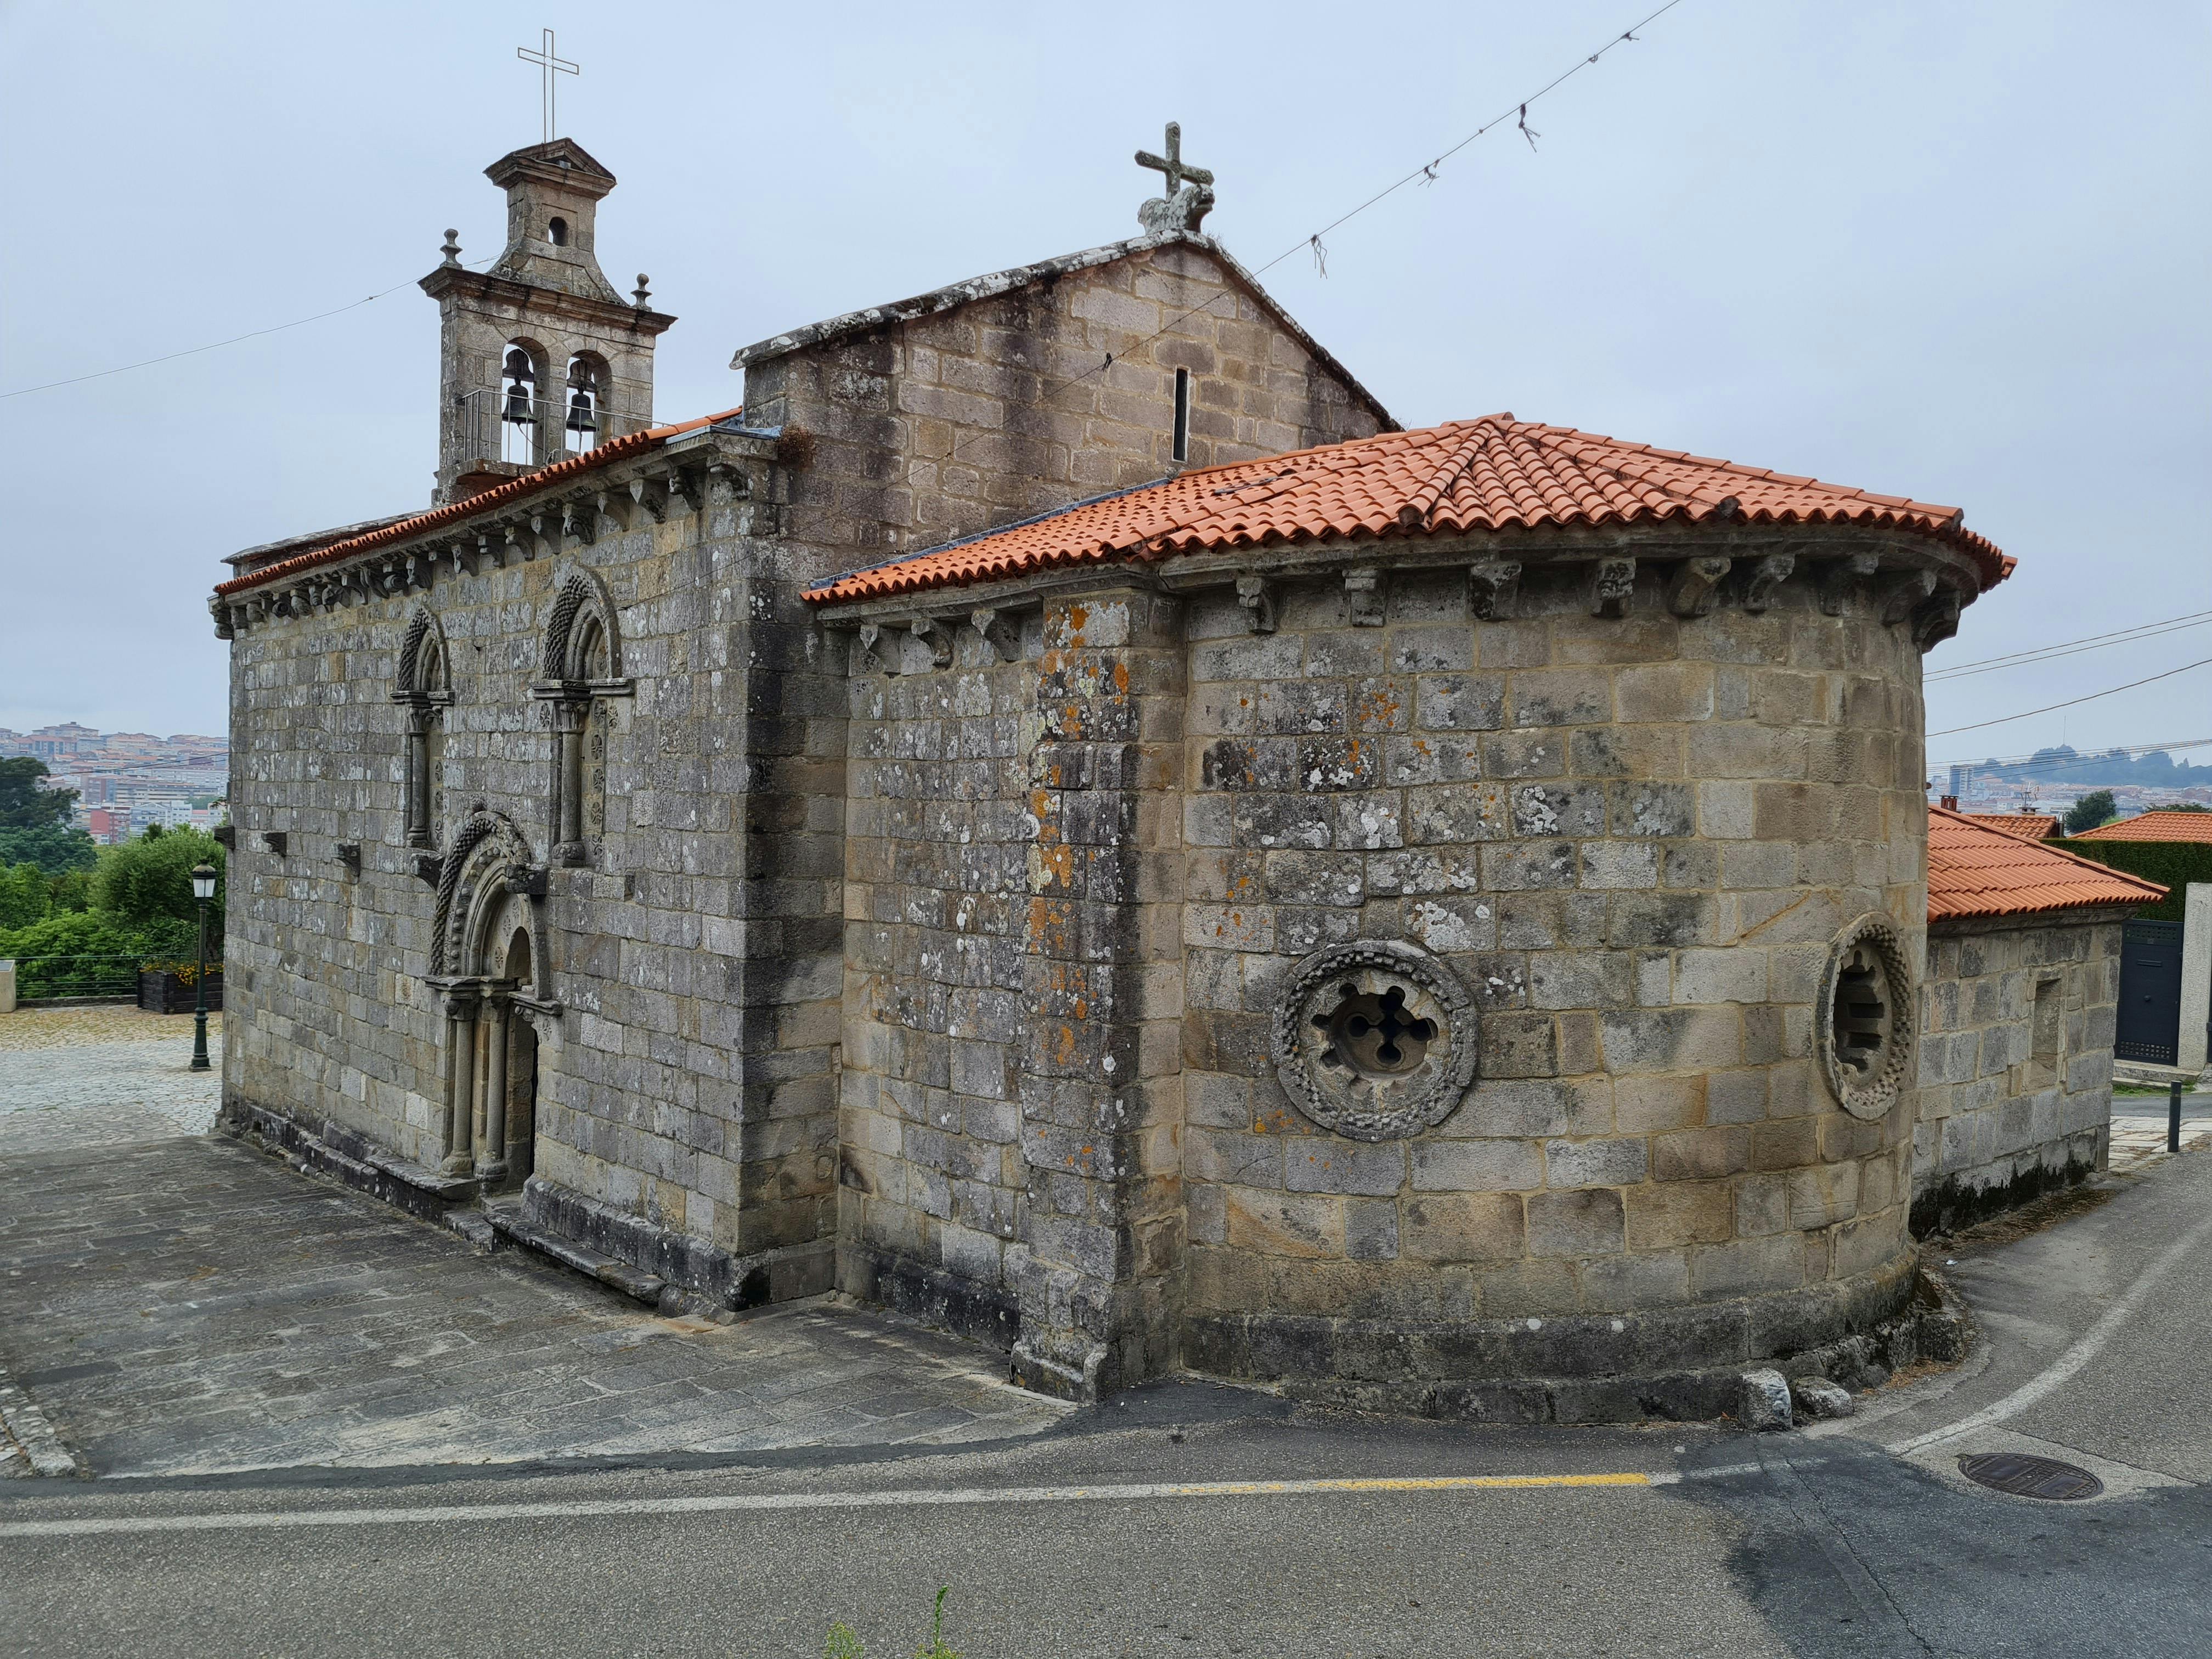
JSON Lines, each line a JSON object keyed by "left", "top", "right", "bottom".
{"left": 1135, "top": 121, "right": 1216, "bottom": 235}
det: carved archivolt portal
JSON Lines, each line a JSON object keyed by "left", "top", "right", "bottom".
{"left": 1272, "top": 940, "right": 1479, "bottom": 1142}
{"left": 1820, "top": 914, "right": 1917, "bottom": 1121}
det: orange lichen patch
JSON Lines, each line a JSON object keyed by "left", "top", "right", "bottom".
{"left": 1927, "top": 806, "right": 2166, "bottom": 920}
{"left": 216, "top": 408, "right": 743, "bottom": 595}
{"left": 1959, "top": 811, "right": 2060, "bottom": 842}
{"left": 2067, "top": 809, "right": 2212, "bottom": 844}
{"left": 804, "top": 414, "right": 2011, "bottom": 605}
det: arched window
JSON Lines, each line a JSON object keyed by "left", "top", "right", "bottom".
{"left": 547, "top": 216, "right": 569, "bottom": 247}
{"left": 563, "top": 353, "right": 608, "bottom": 452}
{"left": 392, "top": 607, "right": 454, "bottom": 849}
{"left": 500, "top": 341, "right": 545, "bottom": 465}
{"left": 533, "top": 568, "right": 629, "bottom": 865}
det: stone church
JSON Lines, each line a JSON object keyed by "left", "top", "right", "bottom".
{"left": 213, "top": 128, "right": 2052, "bottom": 1417}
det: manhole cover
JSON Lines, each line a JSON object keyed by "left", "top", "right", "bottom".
{"left": 1957, "top": 1452, "right": 2104, "bottom": 1500}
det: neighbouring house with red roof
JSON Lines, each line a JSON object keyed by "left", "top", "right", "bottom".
{"left": 213, "top": 127, "right": 2117, "bottom": 1421}
{"left": 1942, "top": 801, "right": 2059, "bottom": 843}
{"left": 2068, "top": 809, "right": 2212, "bottom": 845}
{"left": 1913, "top": 809, "right": 2165, "bottom": 1233}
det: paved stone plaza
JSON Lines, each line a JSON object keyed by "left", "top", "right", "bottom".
{"left": 0, "top": 1011, "right": 1066, "bottom": 1478}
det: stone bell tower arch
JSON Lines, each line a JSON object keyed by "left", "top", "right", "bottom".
{"left": 419, "top": 138, "right": 677, "bottom": 505}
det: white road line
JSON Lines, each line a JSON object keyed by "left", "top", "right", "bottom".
{"left": 1889, "top": 1200, "right": 2212, "bottom": 1456}
{"left": 0, "top": 1472, "right": 1657, "bottom": 1539}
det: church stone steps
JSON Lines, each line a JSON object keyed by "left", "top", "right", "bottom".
{"left": 482, "top": 1204, "right": 669, "bottom": 1306}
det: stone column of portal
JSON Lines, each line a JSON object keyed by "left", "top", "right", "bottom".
{"left": 440, "top": 990, "right": 478, "bottom": 1175}
{"left": 1011, "top": 589, "right": 1186, "bottom": 1402}
{"left": 552, "top": 699, "right": 587, "bottom": 864}
{"left": 2180, "top": 883, "right": 2212, "bottom": 1076}
{"left": 478, "top": 995, "right": 511, "bottom": 1180}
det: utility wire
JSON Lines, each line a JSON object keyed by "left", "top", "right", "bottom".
{"left": 1926, "top": 609, "right": 2212, "bottom": 681}
{"left": 1034, "top": 0, "right": 1690, "bottom": 408}
{"left": 1928, "top": 655, "right": 2212, "bottom": 737}
{"left": 1, "top": 258, "right": 501, "bottom": 400}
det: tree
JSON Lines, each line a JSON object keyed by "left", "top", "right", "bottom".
{"left": 90, "top": 825, "right": 225, "bottom": 938}
{"left": 0, "top": 862, "right": 47, "bottom": 929}
{"left": 2152, "top": 802, "right": 2212, "bottom": 813}
{"left": 0, "top": 824, "right": 96, "bottom": 876}
{"left": 0, "top": 757, "right": 76, "bottom": 830}
{"left": 2064, "top": 790, "right": 2118, "bottom": 835}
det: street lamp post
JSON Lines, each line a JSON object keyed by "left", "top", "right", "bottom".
{"left": 189, "top": 862, "right": 216, "bottom": 1072}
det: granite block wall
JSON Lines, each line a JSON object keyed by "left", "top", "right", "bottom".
{"left": 1172, "top": 555, "right": 1930, "bottom": 1372}
{"left": 1912, "top": 912, "right": 2125, "bottom": 1232}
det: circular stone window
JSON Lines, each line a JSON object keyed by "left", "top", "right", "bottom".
{"left": 1819, "top": 915, "right": 1916, "bottom": 1121}
{"left": 1272, "top": 940, "right": 1479, "bottom": 1141}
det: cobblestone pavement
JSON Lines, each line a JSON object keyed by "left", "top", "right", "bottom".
{"left": 0, "top": 1011, "right": 223, "bottom": 1155}
{"left": 0, "top": 1040, "right": 1068, "bottom": 1476}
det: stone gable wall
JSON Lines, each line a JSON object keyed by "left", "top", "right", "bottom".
{"left": 1170, "top": 558, "right": 1930, "bottom": 1376}
{"left": 1912, "top": 913, "right": 2122, "bottom": 1232}
{"left": 742, "top": 242, "right": 1385, "bottom": 571}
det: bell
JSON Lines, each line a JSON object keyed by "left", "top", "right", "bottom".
{"left": 502, "top": 380, "right": 534, "bottom": 425}
{"left": 565, "top": 388, "right": 596, "bottom": 435}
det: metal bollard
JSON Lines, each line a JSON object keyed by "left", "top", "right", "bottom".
{"left": 2171, "top": 1079, "right": 2184, "bottom": 1154}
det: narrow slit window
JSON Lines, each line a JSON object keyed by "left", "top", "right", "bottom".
{"left": 1172, "top": 368, "right": 1190, "bottom": 463}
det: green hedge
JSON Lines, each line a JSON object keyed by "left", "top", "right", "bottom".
{"left": 2057, "top": 838, "right": 2212, "bottom": 922}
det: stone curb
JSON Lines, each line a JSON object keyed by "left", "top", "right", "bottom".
{"left": 0, "top": 1374, "right": 81, "bottom": 1478}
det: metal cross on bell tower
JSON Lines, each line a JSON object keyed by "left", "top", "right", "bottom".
{"left": 1134, "top": 121, "right": 1217, "bottom": 234}
{"left": 516, "top": 28, "right": 579, "bottom": 144}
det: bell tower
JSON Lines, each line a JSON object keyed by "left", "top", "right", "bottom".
{"left": 420, "top": 139, "right": 677, "bottom": 504}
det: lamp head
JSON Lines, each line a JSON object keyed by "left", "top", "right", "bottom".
{"left": 190, "top": 864, "right": 218, "bottom": 902}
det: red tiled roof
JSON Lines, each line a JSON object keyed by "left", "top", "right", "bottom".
{"left": 1927, "top": 806, "right": 2166, "bottom": 920}
{"left": 2068, "top": 809, "right": 2212, "bottom": 844}
{"left": 214, "top": 409, "right": 743, "bottom": 597}
{"left": 1959, "top": 811, "right": 2059, "bottom": 842}
{"left": 803, "top": 415, "right": 2012, "bottom": 605}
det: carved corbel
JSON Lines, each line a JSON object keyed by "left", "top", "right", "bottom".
{"left": 1468, "top": 560, "right": 1521, "bottom": 620}
{"left": 1877, "top": 568, "right": 1939, "bottom": 626}
{"left": 667, "top": 467, "right": 707, "bottom": 515}
{"left": 526, "top": 512, "right": 561, "bottom": 560}
{"left": 413, "top": 851, "right": 443, "bottom": 884}
{"left": 707, "top": 459, "right": 749, "bottom": 501}
{"left": 856, "top": 623, "right": 896, "bottom": 676}
{"left": 503, "top": 866, "right": 549, "bottom": 898}
{"left": 1911, "top": 585, "right": 1963, "bottom": 651}
{"left": 335, "top": 842, "right": 362, "bottom": 875}
{"left": 261, "top": 831, "right": 289, "bottom": 856}
{"left": 503, "top": 523, "right": 529, "bottom": 564}
{"left": 447, "top": 540, "right": 475, "bottom": 577}
{"left": 629, "top": 476, "right": 669, "bottom": 523}
{"left": 596, "top": 487, "right": 634, "bottom": 533}
{"left": 909, "top": 618, "right": 953, "bottom": 669}
{"left": 1818, "top": 552, "right": 1881, "bottom": 616}
{"left": 1235, "top": 575, "right": 1277, "bottom": 635}
{"left": 1587, "top": 557, "right": 1636, "bottom": 619}
{"left": 970, "top": 607, "right": 1022, "bottom": 662}
{"left": 1666, "top": 557, "right": 1733, "bottom": 619}
{"left": 1344, "top": 567, "right": 1385, "bottom": 627}
{"left": 1741, "top": 554, "right": 1795, "bottom": 614}
{"left": 562, "top": 498, "right": 597, "bottom": 548}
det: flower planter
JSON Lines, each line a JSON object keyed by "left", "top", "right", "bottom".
{"left": 139, "top": 969, "right": 223, "bottom": 1015}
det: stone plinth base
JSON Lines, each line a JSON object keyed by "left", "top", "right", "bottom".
{"left": 521, "top": 1176, "right": 833, "bottom": 1315}
{"left": 1186, "top": 1252, "right": 1943, "bottom": 1424}
{"left": 838, "top": 1243, "right": 1020, "bottom": 1355}
{"left": 227, "top": 1099, "right": 481, "bottom": 1222}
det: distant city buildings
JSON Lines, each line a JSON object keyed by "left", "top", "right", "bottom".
{"left": 1933, "top": 757, "right": 2212, "bottom": 827}
{"left": 0, "top": 725, "right": 228, "bottom": 844}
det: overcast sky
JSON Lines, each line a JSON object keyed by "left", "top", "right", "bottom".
{"left": 2, "top": 1, "right": 2206, "bottom": 775}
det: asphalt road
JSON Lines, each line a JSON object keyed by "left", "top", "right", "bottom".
{"left": 5, "top": 1150, "right": 2210, "bottom": 1658}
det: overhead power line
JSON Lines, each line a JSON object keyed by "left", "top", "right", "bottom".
{"left": 1, "top": 256, "right": 503, "bottom": 401}
{"left": 1928, "top": 654, "right": 2212, "bottom": 737}
{"left": 1926, "top": 608, "right": 2212, "bottom": 681}
{"left": 1036, "top": 0, "right": 1691, "bottom": 407}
